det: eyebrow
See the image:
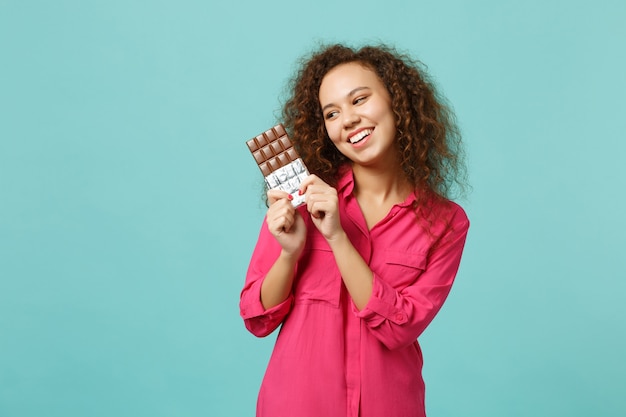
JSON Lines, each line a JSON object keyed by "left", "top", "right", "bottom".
{"left": 321, "top": 86, "right": 371, "bottom": 112}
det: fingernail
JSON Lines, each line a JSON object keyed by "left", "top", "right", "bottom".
{"left": 288, "top": 194, "right": 293, "bottom": 201}
{"left": 298, "top": 189, "right": 303, "bottom": 196}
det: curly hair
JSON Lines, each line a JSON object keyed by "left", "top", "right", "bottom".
{"left": 282, "top": 43, "right": 468, "bottom": 209}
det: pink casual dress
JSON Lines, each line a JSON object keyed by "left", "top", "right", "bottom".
{"left": 240, "top": 168, "right": 469, "bottom": 417}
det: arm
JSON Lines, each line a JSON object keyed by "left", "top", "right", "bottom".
{"left": 239, "top": 190, "right": 306, "bottom": 337}
{"left": 326, "top": 231, "right": 373, "bottom": 310}
{"left": 356, "top": 207, "right": 470, "bottom": 350}
{"left": 239, "top": 222, "right": 292, "bottom": 337}
{"left": 300, "top": 175, "right": 373, "bottom": 309}
{"left": 300, "top": 175, "right": 469, "bottom": 349}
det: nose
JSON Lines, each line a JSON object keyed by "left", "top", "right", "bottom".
{"left": 342, "top": 109, "right": 360, "bottom": 128}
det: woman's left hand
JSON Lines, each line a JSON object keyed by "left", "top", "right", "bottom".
{"left": 299, "top": 175, "right": 343, "bottom": 241}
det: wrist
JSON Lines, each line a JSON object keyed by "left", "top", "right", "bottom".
{"left": 325, "top": 230, "right": 349, "bottom": 251}
{"left": 279, "top": 248, "right": 302, "bottom": 263}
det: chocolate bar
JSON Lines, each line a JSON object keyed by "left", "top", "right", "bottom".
{"left": 245, "top": 124, "right": 309, "bottom": 207}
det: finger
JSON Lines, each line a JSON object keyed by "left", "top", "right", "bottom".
{"left": 268, "top": 202, "right": 294, "bottom": 221}
{"left": 268, "top": 211, "right": 294, "bottom": 234}
{"left": 307, "top": 195, "right": 329, "bottom": 218}
{"left": 267, "top": 189, "right": 293, "bottom": 205}
{"left": 267, "top": 198, "right": 294, "bottom": 226}
{"left": 307, "top": 191, "right": 339, "bottom": 218}
{"left": 298, "top": 174, "right": 323, "bottom": 196}
{"left": 303, "top": 184, "right": 334, "bottom": 197}
{"left": 279, "top": 216, "right": 294, "bottom": 233}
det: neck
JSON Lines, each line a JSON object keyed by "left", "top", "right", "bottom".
{"left": 351, "top": 163, "right": 412, "bottom": 205}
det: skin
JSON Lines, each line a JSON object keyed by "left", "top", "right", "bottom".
{"left": 321, "top": 62, "right": 398, "bottom": 173}
{"left": 260, "top": 62, "right": 412, "bottom": 311}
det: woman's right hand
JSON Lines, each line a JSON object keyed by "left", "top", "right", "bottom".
{"left": 266, "top": 189, "right": 306, "bottom": 258}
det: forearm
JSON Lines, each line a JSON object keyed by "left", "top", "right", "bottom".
{"left": 327, "top": 232, "right": 373, "bottom": 310}
{"left": 260, "top": 250, "right": 299, "bottom": 310}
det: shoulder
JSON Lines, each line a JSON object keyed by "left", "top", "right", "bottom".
{"left": 445, "top": 200, "right": 469, "bottom": 229}
{"left": 423, "top": 198, "right": 469, "bottom": 241}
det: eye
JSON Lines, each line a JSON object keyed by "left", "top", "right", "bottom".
{"left": 353, "top": 95, "right": 368, "bottom": 105}
{"left": 325, "top": 110, "right": 338, "bottom": 120}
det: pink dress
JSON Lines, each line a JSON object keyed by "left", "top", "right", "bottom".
{"left": 240, "top": 168, "right": 469, "bottom": 417}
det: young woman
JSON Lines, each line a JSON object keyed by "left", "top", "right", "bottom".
{"left": 240, "top": 43, "right": 470, "bottom": 417}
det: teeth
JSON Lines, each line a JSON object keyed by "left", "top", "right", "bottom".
{"left": 349, "top": 129, "right": 372, "bottom": 144}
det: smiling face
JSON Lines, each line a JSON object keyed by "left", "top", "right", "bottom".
{"left": 319, "top": 62, "right": 398, "bottom": 169}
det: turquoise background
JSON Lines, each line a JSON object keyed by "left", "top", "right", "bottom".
{"left": 1, "top": 0, "right": 625, "bottom": 416}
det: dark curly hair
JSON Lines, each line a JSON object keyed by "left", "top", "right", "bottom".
{"left": 282, "top": 43, "right": 467, "bottom": 210}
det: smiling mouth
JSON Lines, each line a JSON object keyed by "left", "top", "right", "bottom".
{"left": 348, "top": 129, "right": 373, "bottom": 144}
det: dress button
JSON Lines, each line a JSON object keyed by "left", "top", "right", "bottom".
{"left": 395, "top": 314, "right": 404, "bottom": 322}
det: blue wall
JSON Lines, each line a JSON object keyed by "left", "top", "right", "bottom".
{"left": 1, "top": 0, "right": 625, "bottom": 416}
